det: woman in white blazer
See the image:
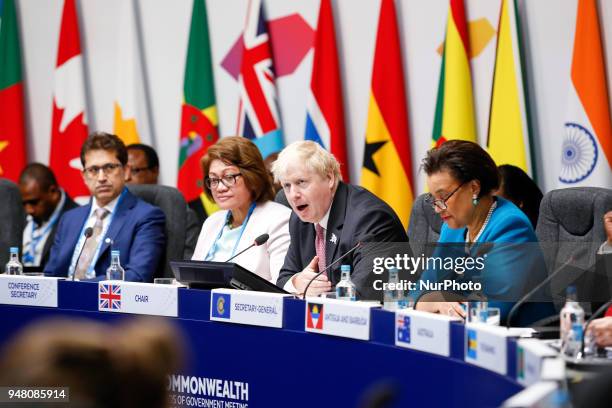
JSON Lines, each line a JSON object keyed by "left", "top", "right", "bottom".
{"left": 192, "top": 137, "right": 290, "bottom": 283}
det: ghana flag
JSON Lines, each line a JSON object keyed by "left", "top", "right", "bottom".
{"left": 361, "top": 0, "right": 414, "bottom": 229}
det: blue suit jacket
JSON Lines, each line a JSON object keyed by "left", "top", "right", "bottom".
{"left": 44, "top": 189, "right": 166, "bottom": 282}
{"left": 416, "top": 197, "right": 554, "bottom": 325}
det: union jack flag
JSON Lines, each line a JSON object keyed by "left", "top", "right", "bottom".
{"left": 235, "top": 0, "right": 284, "bottom": 159}
{"left": 99, "top": 283, "right": 122, "bottom": 310}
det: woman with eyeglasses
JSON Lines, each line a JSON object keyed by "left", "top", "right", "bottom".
{"left": 191, "top": 137, "right": 291, "bottom": 283}
{"left": 414, "top": 140, "right": 553, "bottom": 326}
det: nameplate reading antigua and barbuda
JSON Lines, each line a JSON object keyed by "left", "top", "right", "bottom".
{"left": 305, "top": 297, "right": 377, "bottom": 341}
{"left": 516, "top": 338, "right": 558, "bottom": 386}
{"left": 98, "top": 280, "right": 178, "bottom": 317}
{"left": 395, "top": 308, "right": 460, "bottom": 356}
{"left": 464, "top": 322, "right": 518, "bottom": 375}
{"left": 210, "top": 288, "right": 289, "bottom": 328}
{"left": 0, "top": 274, "right": 59, "bottom": 307}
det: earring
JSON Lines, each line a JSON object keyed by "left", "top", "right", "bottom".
{"left": 472, "top": 195, "right": 478, "bottom": 206}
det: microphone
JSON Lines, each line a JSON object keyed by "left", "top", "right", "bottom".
{"left": 301, "top": 238, "right": 369, "bottom": 300}
{"left": 506, "top": 256, "right": 575, "bottom": 329}
{"left": 580, "top": 300, "right": 612, "bottom": 356}
{"left": 72, "top": 227, "right": 94, "bottom": 281}
{"left": 224, "top": 233, "right": 269, "bottom": 263}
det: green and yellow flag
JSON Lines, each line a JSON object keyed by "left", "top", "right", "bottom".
{"left": 432, "top": 0, "right": 477, "bottom": 146}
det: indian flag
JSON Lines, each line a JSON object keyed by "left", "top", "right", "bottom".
{"left": 432, "top": 0, "right": 477, "bottom": 146}
{"left": 559, "top": 0, "right": 612, "bottom": 187}
{"left": 487, "top": 0, "right": 534, "bottom": 177}
{"left": 113, "top": 0, "right": 154, "bottom": 146}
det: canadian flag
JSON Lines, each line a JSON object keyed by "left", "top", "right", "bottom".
{"left": 49, "top": 0, "right": 89, "bottom": 199}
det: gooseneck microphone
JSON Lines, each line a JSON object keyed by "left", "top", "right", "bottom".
{"left": 72, "top": 227, "right": 94, "bottom": 281}
{"left": 506, "top": 256, "right": 575, "bottom": 329}
{"left": 224, "top": 233, "right": 269, "bottom": 263}
{"left": 302, "top": 240, "right": 364, "bottom": 300}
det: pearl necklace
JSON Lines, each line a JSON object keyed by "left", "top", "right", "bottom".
{"left": 466, "top": 200, "right": 497, "bottom": 248}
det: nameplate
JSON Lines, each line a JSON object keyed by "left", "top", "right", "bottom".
{"left": 395, "top": 309, "right": 459, "bottom": 357}
{"left": 210, "top": 289, "right": 288, "bottom": 328}
{"left": 98, "top": 280, "right": 178, "bottom": 317}
{"left": 517, "top": 339, "right": 558, "bottom": 386}
{"left": 305, "top": 297, "right": 376, "bottom": 340}
{"left": 0, "top": 275, "right": 59, "bottom": 307}
{"left": 465, "top": 322, "right": 515, "bottom": 375}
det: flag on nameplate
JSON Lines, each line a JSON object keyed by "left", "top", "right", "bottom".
{"left": 432, "top": 0, "right": 477, "bottom": 146}
{"left": 487, "top": 0, "right": 535, "bottom": 177}
{"left": 559, "top": 0, "right": 612, "bottom": 187}
{"left": 99, "top": 283, "right": 122, "bottom": 310}
{"left": 304, "top": 0, "right": 349, "bottom": 181}
{"left": 360, "top": 0, "right": 414, "bottom": 229}
{"left": 0, "top": 0, "right": 27, "bottom": 182}
{"left": 177, "top": 0, "right": 219, "bottom": 203}
{"left": 235, "top": 0, "right": 284, "bottom": 159}
{"left": 113, "top": 0, "right": 154, "bottom": 146}
{"left": 49, "top": 0, "right": 89, "bottom": 199}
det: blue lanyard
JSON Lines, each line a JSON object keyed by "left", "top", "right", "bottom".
{"left": 69, "top": 189, "right": 126, "bottom": 278}
{"left": 205, "top": 202, "right": 256, "bottom": 260}
{"left": 23, "top": 193, "right": 65, "bottom": 264}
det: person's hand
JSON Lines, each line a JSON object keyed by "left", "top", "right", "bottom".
{"left": 415, "top": 301, "right": 466, "bottom": 319}
{"left": 604, "top": 211, "right": 612, "bottom": 245}
{"left": 291, "top": 256, "right": 332, "bottom": 297}
{"left": 587, "top": 316, "right": 612, "bottom": 347}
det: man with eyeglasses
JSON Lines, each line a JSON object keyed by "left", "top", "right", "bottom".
{"left": 18, "top": 163, "right": 78, "bottom": 269}
{"left": 44, "top": 132, "right": 166, "bottom": 282}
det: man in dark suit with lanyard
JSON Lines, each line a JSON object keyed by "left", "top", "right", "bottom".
{"left": 19, "top": 163, "right": 78, "bottom": 269}
{"left": 272, "top": 141, "right": 408, "bottom": 300}
{"left": 44, "top": 132, "right": 166, "bottom": 282}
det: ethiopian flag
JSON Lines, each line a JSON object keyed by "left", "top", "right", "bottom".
{"left": 432, "top": 0, "right": 476, "bottom": 146}
{"left": 177, "top": 0, "right": 219, "bottom": 203}
{"left": 0, "top": 0, "right": 27, "bottom": 182}
{"left": 361, "top": 0, "right": 414, "bottom": 229}
{"left": 487, "top": 0, "right": 534, "bottom": 177}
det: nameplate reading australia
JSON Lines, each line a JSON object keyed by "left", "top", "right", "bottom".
{"left": 210, "top": 288, "right": 289, "bottom": 328}
{"left": 0, "top": 275, "right": 59, "bottom": 308}
{"left": 305, "top": 297, "right": 377, "bottom": 341}
{"left": 98, "top": 280, "right": 178, "bottom": 317}
{"left": 396, "top": 309, "right": 459, "bottom": 357}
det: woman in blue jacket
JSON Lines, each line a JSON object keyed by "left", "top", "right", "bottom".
{"left": 414, "top": 140, "right": 553, "bottom": 326}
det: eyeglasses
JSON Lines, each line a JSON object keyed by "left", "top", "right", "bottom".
{"left": 129, "top": 166, "right": 154, "bottom": 175}
{"left": 425, "top": 182, "right": 465, "bottom": 211}
{"left": 83, "top": 163, "right": 123, "bottom": 178}
{"left": 205, "top": 173, "right": 242, "bottom": 189}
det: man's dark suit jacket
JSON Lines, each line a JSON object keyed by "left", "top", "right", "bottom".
{"left": 277, "top": 182, "right": 408, "bottom": 300}
{"left": 44, "top": 189, "right": 166, "bottom": 282}
{"left": 39, "top": 194, "right": 78, "bottom": 269}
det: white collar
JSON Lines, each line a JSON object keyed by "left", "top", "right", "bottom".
{"left": 90, "top": 193, "right": 120, "bottom": 217}
{"left": 315, "top": 200, "right": 333, "bottom": 230}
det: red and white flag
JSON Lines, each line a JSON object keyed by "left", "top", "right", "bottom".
{"left": 49, "top": 0, "right": 89, "bottom": 199}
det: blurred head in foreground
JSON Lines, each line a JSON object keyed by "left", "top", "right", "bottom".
{"left": 0, "top": 317, "right": 183, "bottom": 408}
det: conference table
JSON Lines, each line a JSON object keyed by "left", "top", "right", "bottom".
{"left": 0, "top": 278, "right": 534, "bottom": 407}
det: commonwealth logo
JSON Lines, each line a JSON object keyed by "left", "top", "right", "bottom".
{"left": 211, "top": 293, "right": 231, "bottom": 319}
